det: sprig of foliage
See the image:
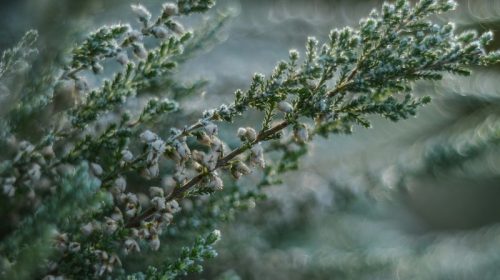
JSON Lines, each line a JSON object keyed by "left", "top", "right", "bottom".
{"left": 0, "top": 0, "right": 499, "bottom": 279}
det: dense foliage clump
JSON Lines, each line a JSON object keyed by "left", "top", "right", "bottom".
{"left": 0, "top": 0, "right": 499, "bottom": 279}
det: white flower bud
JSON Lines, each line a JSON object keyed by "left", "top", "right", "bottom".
{"left": 124, "top": 239, "right": 141, "bottom": 255}
{"left": 143, "top": 163, "right": 160, "bottom": 179}
{"left": 116, "top": 52, "right": 129, "bottom": 65}
{"left": 28, "top": 163, "right": 41, "bottom": 181}
{"left": 149, "top": 186, "right": 164, "bottom": 197}
{"left": 278, "top": 101, "right": 293, "bottom": 113}
{"left": 112, "top": 177, "right": 127, "bottom": 194}
{"left": 151, "top": 139, "right": 166, "bottom": 153}
{"left": 121, "top": 150, "right": 134, "bottom": 162}
{"left": 166, "top": 199, "right": 181, "bottom": 213}
{"left": 197, "top": 132, "right": 212, "bottom": 146}
{"left": 245, "top": 127, "right": 257, "bottom": 142}
{"left": 149, "top": 235, "right": 160, "bottom": 251}
{"left": 152, "top": 26, "right": 169, "bottom": 39}
{"left": 131, "top": 4, "right": 151, "bottom": 21}
{"left": 127, "top": 30, "right": 143, "bottom": 42}
{"left": 203, "top": 121, "right": 218, "bottom": 136}
{"left": 3, "top": 184, "right": 15, "bottom": 197}
{"left": 162, "top": 2, "right": 178, "bottom": 17}
{"left": 90, "top": 163, "right": 103, "bottom": 176}
{"left": 234, "top": 161, "right": 251, "bottom": 175}
{"left": 237, "top": 127, "right": 247, "bottom": 139}
{"left": 151, "top": 196, "right": 166, "bottom": 210}
{"left": 169, "top": 21, "right": 184, "bottom": 34}
{"left": 250, "top": 144, "right": 265, "bottom": 168}
{"left": 209, "top": 175, "right": 224, "bottom": 191}
{"left": 140, "top": 130, "right": 157, "bottom": 143}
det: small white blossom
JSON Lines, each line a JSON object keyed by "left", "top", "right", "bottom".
{"left": 151, "top": 196, "right": 166, "bottom": 210}
{"left": 209, "top": 175, "right": 224, "bottom": 190}
{"left": 162, "top": 2, "right": 178, "bottom": 17}
{"left": 250, "top": 144, "right": 265, "bottom": 168}
{"left": 112, "top": 177, "right": 127, "bottom": 194}
{"left": 203, "top": 121, "right": 218, "bottom": 136}
{"left": 149, "top": 186, "right": 164, "bottom": 197}
{"left": 116, "top": 52, "right": 129, "bottom": 65}
{"left": 124, "top": 239, "right": 141, "bottom": 255}
{"left": 237, "top": 127, "right": 247, "bottom": 138}
{"left": 166, "top": 199, "right": 181, "bottom": 213}
{"left": 90, "top": 163, "right": 103, "bottom": 176}
{"left": 169, "top": 21, "right": 184, "bottom": 34}
{"left": 149, "top": 234, "right": 160, "bottom": 251}
{"left": 104, "top": 217, "right": 118, "bottom": 234}
{"left": 81, "top": 222, "right": 94, "bottom": 236}
{"left": 121, "top": 150, "right": 134, "bottom": 162}
{"left": 68, "top": 242, "right": 81, "bottom": 253}
{"left": 131, "top": 4, "right": 151, "bottom": 21}
{"left": 245, "top": 127, "right": 257, "bottom": 142}
{"left": 278, "top": 101, "right": 293, "bottom": 113}
{"left": 140, "top": 130, "right": 157, "bottom": 143}
{"left": 152, "top": 26, "right": 169, "bottom": 39}
{"left": 133, "top": 43, "right": 148, "bottom": 59}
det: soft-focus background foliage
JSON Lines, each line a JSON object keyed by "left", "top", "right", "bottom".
{"left": 2, "top": 0, "right": 500, "bottom": 279}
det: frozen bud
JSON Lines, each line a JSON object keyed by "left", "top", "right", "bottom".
{"left": 104, "top": 217, "right": 118, "bottom": 234}
{"left": 234, "top": 161, "right": 251, "bottom": 175}
{"left": 112, "top": 177, "right": 127, "bottom": 194}
{"left": 131, "top": 4, "right": 151, "bottom": 21}
{"left": 151, "top": 139, "right": 166, "bottom": 153}
{"left": 237, "top": 127, "right": 247, "bottom": 139}
{"left": 92, "top": 63, "right": 104, "bottom": 74}
{"left": 28, "top": 163, "right": 41, "bottom": 181}
{"left": 174, "top": 140, "right": 191, "bottom": 160}
{"left": 140, "top": 130, "right": 157, "bottom": 143}
{"left": 116, "top": 52, "right": 129, "bottom": 65}
{"left": 151, "top": 196, "right": 166, "bottom": 210}
{"left": 143, "top": 163, "right": 160, "bottom": 179}
{"left": 294, "top": 125, "right": 309, "bottom": 143}
{"left": 152, "top": 26, "right": 169, "bottom": 39}
{"left": 278, "top": 101, "right": 293, "bottom": 113}
{"left": 197, "top": 132, "right": 212, "bottom": 146}
{"left": 133, "top": 43, "right": 148, "bottom": 59}
{"left": 68, "top": 242, "right": 81, "bottom": 253}
{"left": 149, "top": 235, "right": 160, "bottom": 251}
{"left": 124, "top": 239, "right": 140, "bottom": 255}
{"left": 127, "top": 30, "right": 143, "bottom": 42}
{"left": 209, "top": 175, "right": 224, "bottom": 191}
{"left": 166, "top": 199, "right": 181, "bottom": 213}
{"left": 203, "top": 121, "right": 218, "bottom": 136}
{"left": 169, "top": 21, "right": 184, "bottom": 34}
{"left": 250, "top": 144, "right": 265, "bottom": 168}
{"left": 90, "top": 163, "right": 103, "bottom": 176}
{"left": 245, "top": 127, "right": 257, "bottom": 142}
{"left": 81, "top": 222, "right": 94, "bottom": 236}
{"left": 162, "top": 2, "right": 178, "bottom": 17}
{"left": 121, "top": 150, "right": 134, "bottom": 162}
{"left": 149, "top": 186, "right": 164, "bottom": 197}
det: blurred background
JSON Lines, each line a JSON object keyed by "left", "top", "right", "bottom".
{"left": 2, "top": 0, "right": 500, "bottom": 279}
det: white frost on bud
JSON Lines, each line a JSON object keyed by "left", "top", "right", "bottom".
{"left": 162, "top": 2, "right": 178, "bottom": 17}
{"left": 250, "top": 144, "right": 265, "bottom": 168}
{"left": 245, "top": 127, "right": 257, "bottom": 142}
{"left": 121, "top": 150, "right": 134, "bottom": 162}
{"left": 203, "top": 121, "right": 218, "bottom": 136}
{"left": 209, "top": 175, "right": 224, "bottom": 191}
{"left": 152, "top": 26, "right": 169, "bottom": 39}
{"left": 112, "top": 177, "right": 127, "bottom": 194}
{"left": 166, "top": 199, "right": 181, "bottom": 213}
{"left": 151, "top": 196, "right": 166, "bottom": 210}
{"left": 278, "top": 101, "right": 293, "bottom": 113}
{"left": 237, "top": 127, "right": 247, "bottom": 138}
{"left": 131, "top": 4, "right": 151, "bottom": 21}
{"left": 140, "top": 130, "right": 158, "bottom": 143}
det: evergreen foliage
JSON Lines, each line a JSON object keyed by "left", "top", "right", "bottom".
{"left": 0, "top": 0, "right": 499, "bottom": 279}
